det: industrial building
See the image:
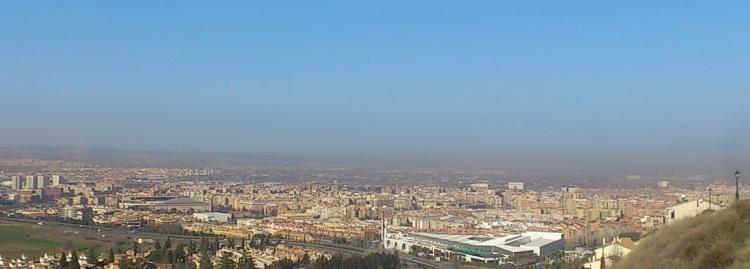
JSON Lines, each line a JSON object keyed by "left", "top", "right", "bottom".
{"left": 152, "top": 197, "right": 211, "bottom": 213}
{"left": 384, "top": 229, "right": 564, "bottom": 264}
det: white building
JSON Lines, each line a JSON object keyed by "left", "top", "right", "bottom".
{"left": 583, "top": 238, "right": 634, "bottom": 269}
{"left": 665, "top": 199, "right": 724, "bottom": 224}
{"left": 24, "top": 176, "right": 36, "bottom": 190}
{"left": 507, "top": 182, "right": 525, "bottom": 191}
{"left": 11, "top": 176, "right": 22, "bottom": 190}
{"left": 51, "top": 175, "right": 63, "bottom": 186}
{"left": 236, "top": 218, "right": 258, "bottom": 227}
{"left": 384, "top": 230, "right": 564, "bottom": 264}
{"left": 61, "top": 206, "right": 77, "bottom": 219}
{"left": 36, "top": 176, "right": 47, "bottom": 189}
{"left": 470, "top": 183, "right": 490, "bottom": 193}
{"left": 193, "top": 212, "right": 232, "bottom": 223}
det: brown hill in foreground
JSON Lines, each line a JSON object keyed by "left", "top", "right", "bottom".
{"left": 612, "top": 200, "right": 750, "bottom": 269}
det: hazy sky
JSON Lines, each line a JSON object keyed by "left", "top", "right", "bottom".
{"left": 1, "top": 1, "right": 749, "bottom": 155}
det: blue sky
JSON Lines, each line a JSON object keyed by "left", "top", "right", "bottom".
{"left": 1, "top": 1, "right": 748, "bottom": 154}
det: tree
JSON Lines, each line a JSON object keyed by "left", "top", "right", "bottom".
{"left": 146, "top": 248, "right": 162, "bottom": 263}
{"left": 173, "top": 243, "right": 185, "bottom": 264}
{"left": 561, "top": 258, "right": 587, "bottom": 269}
{"left": 59, "top": 252, "right": 69, "bottom": 269}
{"left": 269, "top": 258, "right": 295, "bottom": 269}
{"left": 118, "top": 257, "right": 132, "bottom": 269}
{"left": 188, "top": 240, "right": 197, "bottom": 257}
{"left": 307, "top": 253, "right": 400, "bottom": 269}
{"left": 212, "top": 237, "right": 221, "bottom": 253}
{"left": 87, "top": 248, "right": 96, "bottom": 265}
{"left": 70, "top": 251, "right": 81, "bottom": 269}
{"left": 164, "top": 248, "right": 172, "bottom": 264}
{"left": 198, "top": 251, "right": 212, "bottom": 269}
{"left": 219, "top": 254, "right": 236, "bottom": 269}
{"left": 311, "top": 256, "right": 326, "bottom": 269}
{"left": 199, "top": 237, "right": 208, "bottom": 253}
{"left": 237, "top": 256, "right": 256, "bottom": 269}
{"left": 143, "top": 261, "right": 156, "bottom": 269}
{"left": 185, "top": 259, "right": 197, "bottom": 269}
{"left": 108, "top": 248, "right": 115, "bottom": 264}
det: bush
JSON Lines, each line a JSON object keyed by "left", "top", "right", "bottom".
{"left": 612, "top": 200, "right": 750, "bottom": 269}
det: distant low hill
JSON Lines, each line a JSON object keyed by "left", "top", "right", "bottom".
{"left": 612, "top": 200, "right": 750, "bottom": 269}
{"left": 0, "top": 146, "right": 298, "bottom": 168}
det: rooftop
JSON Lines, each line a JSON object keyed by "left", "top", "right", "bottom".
{"left": 158, "top": 197, "right": 209, "bottom": 206}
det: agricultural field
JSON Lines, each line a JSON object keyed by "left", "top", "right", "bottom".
{"left": 0, "top": 221, "right": 132, "bottom": 259}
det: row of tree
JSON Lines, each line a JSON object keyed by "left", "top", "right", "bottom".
{"left": 144, "top": 236, "right": 254, "bottom": 269}
{"left": 267, "top": 252, "right": 401, "bottom": 269}
{"left": 59, "top": 236, "right": 402, "bottom": 269}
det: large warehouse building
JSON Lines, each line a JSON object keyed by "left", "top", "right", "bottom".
{"left": 384, "top": 230, "right": 564, "bottom": 264}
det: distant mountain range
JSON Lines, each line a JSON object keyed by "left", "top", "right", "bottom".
{"left": 0, "top": 145, "right": 747, "bottom": 179}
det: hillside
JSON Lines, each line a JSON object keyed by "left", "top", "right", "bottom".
{"left": 612, "top": 200, "right": 750, "bottom": 269}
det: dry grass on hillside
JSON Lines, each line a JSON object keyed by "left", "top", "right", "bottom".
{"left": 612, "top": 200, "right": 750, "bottom": 269}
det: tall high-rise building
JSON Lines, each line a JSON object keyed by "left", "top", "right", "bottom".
{"left": 24, "top": 176, "right": 36, "bottom": 190}
{"left": 561, "top": 187, "right": 580, "bottom": 215}
{"left": 61, "top": 206, "right": 77, "bottom": 219}
{"left": 11, "top": 176, "right": 23, "bottom": 190}
{"left": 36, "top": 175, "right": 47, "bottom": 189}
{"left": 81, "top": 207, "right": 94, "bottom": 225}
{"left": 51, "top": 175, "right": 63, "bottom": 186}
